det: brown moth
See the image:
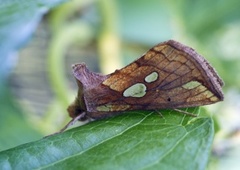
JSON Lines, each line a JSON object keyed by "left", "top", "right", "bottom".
{"left": 61, "top": 40, "right": 224, "bottom": 132}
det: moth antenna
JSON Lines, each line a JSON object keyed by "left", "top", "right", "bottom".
{"left": 173, "top": 109, "right": 197, "bottom": 117}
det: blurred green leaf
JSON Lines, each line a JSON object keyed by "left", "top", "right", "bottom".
{"left": 117, "top": 0, "right": 173, "bottom": 44}
{"left": 0, "top": 0, "right": 68, "bottom": 81}
{"left": 0, "top": 84, "right": 42, "bottom": 151}
{"left": 0, "top": 0, "right": 70, "bottom": 152}
{"left": 169, "top": 0, "right": 240, "bottom": 41}
{"left": 0, "top": 108, "right": 213, "bottom": 170}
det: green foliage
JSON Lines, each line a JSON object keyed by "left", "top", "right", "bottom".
{"left": 169, "top": 0, "right": 240, "bottom": 41}
{"left": 0, "top": 0, "right": 68, "bottom": 151}
{"left": 0, "top": 109, "right": 213, "bottom": 170}
{"left": 0, "top": 0, "right": 68, "bottom": 81}
{"left": 0, "top": 85, "right": 42, "bottom": 151}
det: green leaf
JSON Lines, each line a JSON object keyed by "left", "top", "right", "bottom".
{"left": 0, "top": 108, "right": 213, "bottom": 170}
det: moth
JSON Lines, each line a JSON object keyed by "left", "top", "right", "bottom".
{"left": 61, "top": 40, "right": 224, "bottom": 132}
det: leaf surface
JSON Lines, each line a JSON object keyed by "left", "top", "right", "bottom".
{"left": 0, "top": 108, "right": 213, "bottom": 170}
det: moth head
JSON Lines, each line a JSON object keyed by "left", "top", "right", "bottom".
{"left": 67, "top": 102, "right": 81, "bottom": 118}
{"left": 67, "top": 101, "right": 88, "bottom": 121}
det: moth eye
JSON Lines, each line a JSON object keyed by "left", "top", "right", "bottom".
{"left": 167, "top": 98, "right": 171, "bottom": 102}
{"left": 75, "top": 107, "right": 88, "bottom": 121}
{"left": 75, "top": 107, "right": 82, "bottom": 113}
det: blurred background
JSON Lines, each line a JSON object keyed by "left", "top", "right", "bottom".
{"left": 0, "top": 0, "right": 240, "bottom": 169}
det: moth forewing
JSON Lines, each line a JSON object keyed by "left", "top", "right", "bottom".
{"left": 61, "top": 39, "right": 223, "bottom": 132}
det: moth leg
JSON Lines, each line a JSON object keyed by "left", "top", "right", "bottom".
{"left": 59, "top": 112, "right": 87, "bottom": 133}
{"left": 155, "top": 110, "right": 164, "bottom": 118}
{"left": 173, "top": 109, "right": 197, "bottom": 117}
{"left": 45, "top": 112, "right": 86, "bottom": 137}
